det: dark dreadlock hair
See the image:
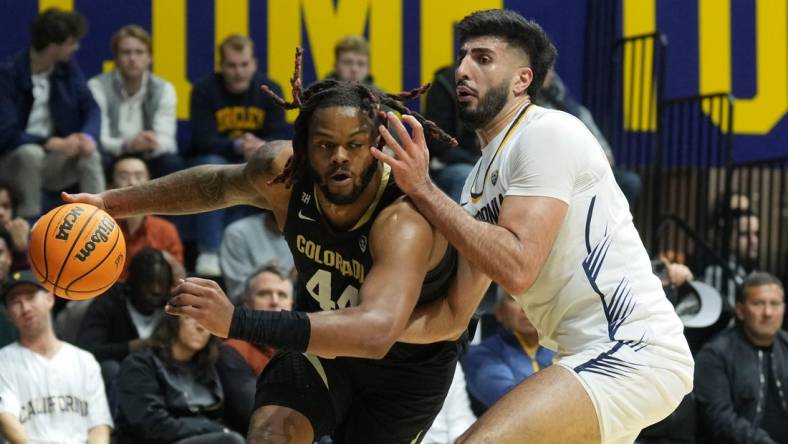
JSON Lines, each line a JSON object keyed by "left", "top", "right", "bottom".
{"left": 261, "top": 47, "right": 458, "bottom": 187}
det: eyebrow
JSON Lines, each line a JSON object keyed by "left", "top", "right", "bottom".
{"left": 458, "top": 47, "right": 496, "bottom": 57}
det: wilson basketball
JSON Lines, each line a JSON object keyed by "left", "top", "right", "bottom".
{"left": 28, "top": 203, "right": 126, "bottom": 300}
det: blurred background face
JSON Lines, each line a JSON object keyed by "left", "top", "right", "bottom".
{"left": 220, "top": 46, "right": 257, "bottom": 94}
{"left": 129, "top": 257, "right": 172, "bottom": 315}
{"left": 0, "top": 189, "right": 12, "bottom": 225}
{"left": 737, "top": 284, "right": 785, "bottom": 344}
{"left": 734, "top": 215, "right": 760, "bottom": 260}
{"left": 175, "top": 316, "right": 211, "bottom": 354}
{"left": 334, "top": 51, "right": 369, "bottom": 82}
{"left": 496, "top": 295, "right": 538, "bottom": 337}
{"left": 52, "top": 36, "right": 79, "bottom": 62}
{"left": 5, "top": 286, "right": 53, "bottom": 339}
{"left": 246, "top": 271, "right": 293, "bottom": 311}
{"left": 0, "top": 238, "right": 11, "bottom": 281}
{"left": 112, "top": 158, "right": 150, "bottom": 188}
{"left": 115, "top": 36, "right": 151, "bottom": 81}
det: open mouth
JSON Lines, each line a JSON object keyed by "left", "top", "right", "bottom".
{"left": 329, "top": 172, "right": 352, "bottom": 186}
{"left": 456, "top": 85, "right": 476, "bottom": 103}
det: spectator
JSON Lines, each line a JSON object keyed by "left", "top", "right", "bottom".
{"left": 88, "top": 25, "right": 183, "bottom": 178}
{"left": 186, "top": 34, "right": 289, "bottom": 276}
{"left": 219, "top": 206, "right": 293, "bottom": 303}
{"left": 0, "top": 8, "right": 104, "bottom": 219}
{"left": 695, "top": 271, "right": 787, "bottom": 444}
{"left": 423, "top": 66, "right": 480, "bottom": 202}
{"left": 705, "top": 206, "right": 760, "bottom": 306}
{"left": 217, "top": 261, "right": 293, "bottom": 434}
{"left": 114, "top": 315, "right": 245, "bottom": 444}
{"left": 0, "top": 228, "right": 17, "bottom": 349}
{"left": 0, "top": 270, "right": 113, "bottom": 443}
{"left": 422, "top": 364, "right": 476, "bottom": 444}
{"left": 327, "top": 36, "right": 374, "bottom": 84}
{"left": 534, "top": 68, "right": 641, "bottom": 207}
{"left": 76, "top": 248, "right": 171, "bottom": 388}
{"left": 0, "top": 181, "right": 30, "bottom": 271}
{"left": 464, "top": 287, "right": 555, "bottom": 409}
{"left": 110, "top": 154, "right": 184, "bottom": 273}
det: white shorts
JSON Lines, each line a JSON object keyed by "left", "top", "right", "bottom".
{"left": 556, "top": 339, "right": 694, "bottom": 444}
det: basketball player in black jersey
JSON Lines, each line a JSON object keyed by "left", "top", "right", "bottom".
{"left": 63, "top": 50, "right": 490, "bottom": 443}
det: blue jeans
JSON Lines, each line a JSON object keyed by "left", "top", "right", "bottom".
{"left": 178, "top": 154, "right": 228, "bottom": 253}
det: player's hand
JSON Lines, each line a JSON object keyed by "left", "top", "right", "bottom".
{"left": 166, "top": 277, "right": 234, "bottom": 338}
{"left": 371, "top": 113, "right": 434, "bottom": 198}
{"left": 61, "top": 191, "right": 107, "bottom": 211}
{"left": 5, "top": 218, "right": 30, "bottom": 252}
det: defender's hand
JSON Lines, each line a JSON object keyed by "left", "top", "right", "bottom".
{"left": 166, "top": 277, "right": 234, "bottom": 338}
{"left": 371, "top": 113, "right": 434, "bottom": 199}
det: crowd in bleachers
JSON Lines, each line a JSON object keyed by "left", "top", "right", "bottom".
{"left": 0, "top": 7, "right": 786, "bottom": 444}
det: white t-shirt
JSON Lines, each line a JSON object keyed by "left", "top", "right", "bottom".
{"left": 0, "top": 342, "right": 113, "bottom": 444}
{"left": 460, "top": 104, "right": 685, "bottom": 355}
{"left": 25, "top": 71, "right": 53, "bottom": 138}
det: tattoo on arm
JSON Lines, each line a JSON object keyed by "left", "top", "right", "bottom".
{"left": 247, "top": 415, "right": 297, "bottom": 444}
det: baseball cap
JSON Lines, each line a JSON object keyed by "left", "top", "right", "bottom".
{"left": 2, "top": 270, "right": 46, "bottom": 304}
{"left": 672, "top": 281, "right": 723, "bottom": 328}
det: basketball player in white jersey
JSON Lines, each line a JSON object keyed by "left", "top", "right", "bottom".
{"left": 373, "top": 9, "right": 694, "bottom": 444}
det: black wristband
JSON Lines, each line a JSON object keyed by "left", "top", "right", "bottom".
{"left": 228, "top": 307, "right": 311, "bottom": 353}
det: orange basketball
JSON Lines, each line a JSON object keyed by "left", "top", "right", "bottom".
{"left": 28, "top": 203, "right": 126, "bottom": 300}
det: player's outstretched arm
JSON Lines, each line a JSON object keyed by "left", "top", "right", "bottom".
{"left": 166, "top": 201, "right": 435, "bottom": 359}
{"left": 62, "top": 140, "right": 292, "bottom": 218}
{"left": 372, "top": 114, "right": 568, "bottom": 296}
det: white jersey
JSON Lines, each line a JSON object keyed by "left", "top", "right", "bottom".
{"left": 460, "top": 104, "right": 685, "bottom": 356}
{"left": 0, "top": 342, "right": 113, "bottom": 444}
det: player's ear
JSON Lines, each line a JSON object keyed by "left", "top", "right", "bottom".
{"left": 513, "top": 66, "right": 533, "bottom": 97}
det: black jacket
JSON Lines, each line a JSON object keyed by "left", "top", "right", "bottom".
{"left": 695, "top": 326, "right": 788, "bottom": 444}
{"left": 76, "top": 284, "right": 140, "bottom": 362}
{"left": 114, "top": 349, "right": 226, "bottom": 444}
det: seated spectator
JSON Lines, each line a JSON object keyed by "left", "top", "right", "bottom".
{"left": 110, "top": 154, "right": 184, "bottom": 275}
{"left": 0, "top": 181, "right": 30, "bottom": 271}
{"left": 0, "top": 270, "right": 112, "bottom": 443}
{"left": 114, "top": 315, "right": 245, "bottom": 444}
{"left": 217, "top": 262, "right": 293, "bottom": 434}
{"left": 464, "top": 287, "right": 556, "bottom": 410}
{"left": 534, "top": 68, "right": 641, "bottom": 207}
{"left": 695, "top": 271, "right": 787, "bottom": 444}
{"left": 76, "top": 248, "right": 171, "bottom": 389}
{"left": 0, "top": 8, "right": 104, "bottom": 219}
{"left": 219, "top": 202, "right": 293, "bottom": 303}
{"left": 0, "top": 228, "right": 17, "bottom": 349}
{"left": 88, "top": 25, "right": 183, "bottom": 178}
{"left": 704, "top": 206, "right": 759, "bottom": 307}
{"left": 186, "top": 34, "right": 289, "bottom": 276}
{"left": 422, "top": 364, "right": 476, "bottom": 444}
{"left": 327, "top": 36, "right": 374, "bottom": 84}
{"left": 423, "top": 66, "right": 480, "bottom": 202}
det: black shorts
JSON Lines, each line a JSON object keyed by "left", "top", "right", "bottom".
{"left": 254, "top": 341, "right": 461, "bottom": 444}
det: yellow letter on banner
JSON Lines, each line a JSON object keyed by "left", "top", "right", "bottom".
{"left": 420, "top": 0, "right": 502, "bottom": 90}
{"left": 215, "top": 0, "right": 249, "bottom": 68}
{"left": 699, "top": 0, "right": 787, "bottom": 134}
{"left": 622, "top": 0, "right": 657, "bottom": 131}
{"left": 152, "top": 0, "right": 191, "bottom": 119}
{"left": 268, "top": 0, "right": 402, "bottom": 122}
{"left": 38, "top": 0, "right": 72, "bottom": 11}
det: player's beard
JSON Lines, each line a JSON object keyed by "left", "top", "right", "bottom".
{"left": 310, "top": 158, "right": 379, "bottom": 205}
{"left": 458, "top": 81, "right": 510, "bottom": 129}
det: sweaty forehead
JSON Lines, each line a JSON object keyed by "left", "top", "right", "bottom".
{"left": 310, "top": 106, "right": 372, "bottom": 136}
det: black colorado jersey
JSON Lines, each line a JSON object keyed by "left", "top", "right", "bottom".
{"left": 282, "top": 165, "right": 457, "bottom": 360}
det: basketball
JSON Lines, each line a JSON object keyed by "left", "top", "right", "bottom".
{"left": 28, "top": 203, "right": 126, "bottom": 300}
